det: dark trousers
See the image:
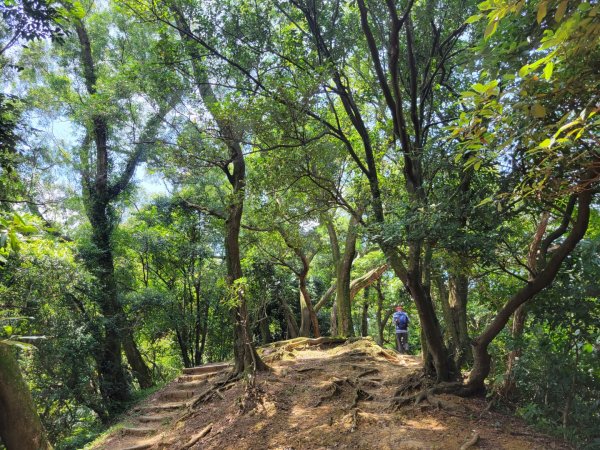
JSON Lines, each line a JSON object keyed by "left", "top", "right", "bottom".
{"left": 395, "top": 332, "right": 408, "bottom": 354}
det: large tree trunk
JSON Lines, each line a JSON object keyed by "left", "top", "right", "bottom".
{"left": 467, "top": 189, "right": 593, "bottom": 392}
{"left": 279, "top": 296, "right": 299, "bottom": 339}
{"left": 299, "top": 274, "right": 320, "bottom": 338}
{"left": 502, "top": 211, "right": 549, "bottom": 396}
{"left": 75, "top": 18, "right": 158, "bottom": 405}
{"left": 361, "top": 288, "right": 369, "bottom": 337}
{"left": 89, "top": 210, "right": 130, "bottom": 405}
{"left": 436, "top": 275, "right": 458, "bottom": 359}
{"left": 225, "top": 181, "right": 267, "bottom": 374}
{"left": 448, "top": 272, "right": 472, "bottom": 367}
{"left": 122, "top": 331, "right": 153, "bottom": 389}
{"left": 375, "top": 281, "right": 385, "bottom": 345}
{"left": 325, "top": 215, "right": 359, "bottom": 337}
{"left": 0, "top": 343, "right": 53, "bottom": 450}
{"left": 172, "top": 9, "right": 265, "bottom": 374}
{"left": 384, "top": 247, "right": 455, "bottom": 382}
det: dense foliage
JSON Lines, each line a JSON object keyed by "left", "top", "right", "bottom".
{"left": 0, "top": 0, "right": 598, "bottom": 448}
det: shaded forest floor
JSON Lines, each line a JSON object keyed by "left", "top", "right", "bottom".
{"left": 88, "top": 338, "right": 572, "bottom": 449}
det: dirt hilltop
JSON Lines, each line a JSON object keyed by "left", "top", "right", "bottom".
{"left": 88, "top": 337, "right": 572, "bottom": 450}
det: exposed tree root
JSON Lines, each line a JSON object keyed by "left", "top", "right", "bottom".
{"left": 393, "top": 370, "right": 429, "bottom": 397}
{"left": 357, "top": 368, "right": 379, "bottom": 378}
{"left": 237, "top": 375, "right": 266, "bottom": 414}
{"left": 350, "top": 408, "right": 359, "bottom": 433}
{"left": 191, "top": 373, "right": 241, "bottom": 409}
{"left": 390, "top": 380, "right": 485, "bottom": 410}
{"left": 314, "top": 378, "right": 347, "bottom": 407}
{"left": 459, "top": 431, "right": 479, "bottom": 450}
{"left": 351, "top": 387, "right": 373, "bottom": 408}
{"left": 180, "top": 423, "right": 212, "bottom": 449}
{"left": 295, "top": 367, "right": 321, "bottom": 373}
{"left": 377, "top": 350, "right": 401, "bottom": 363}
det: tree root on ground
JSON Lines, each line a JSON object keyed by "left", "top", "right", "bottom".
{"left": 315, "top": 376, "right": 374, "bottom": 410}
{"left": 356, "top": 368, "right": 379, "bottom": 378}
{"left": 459, "top": 430, "right": 479, "bottom": 450}
{"left": 314, "top": 378, "right": 347, "bottom": 406}
{"left": 393, "top": 370, "right": 429, "bottom": 397}
{"left": 295, "top": 367, "right": 322, "bottom": 373}
{"left": 237, "top": 375, "right": 267, "bottom": 414}
{"left": 350, "top": 387, "right": 373, "bottom": 408}
{"left": 377, "top": 350, "right": 402, "bottom": 363}
{"left": 180, "top": 423, "right": 213, "bottom": 449}
{"left": 190, "top": 373, "right": 241, "bottom": 409}
{"left": 390, "top": 381, "right": 484, "bottom": 411}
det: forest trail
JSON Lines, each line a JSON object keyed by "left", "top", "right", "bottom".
{"left": 88, "top": 338, "right": 571, "bottom": 450}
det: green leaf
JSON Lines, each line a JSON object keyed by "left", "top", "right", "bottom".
{"left": 543, "top": 61, "right": 554, "bottom": 81}
{"left": 518, "top": 64, "right": 530, "bottom": 77}
{"left": 582, "top": 343, "right": 594, "bottom": 353}
{"left": 537, "top": 1, "right": 548, "bottom": 23}
{"left": 466, "top": 14, "right": 484, "bottom": 24}
{"left": 484, "top": 20, "right": 498, "bottom": 39}
{"left": 531, "top": 103, "right": 546, "bottom": 118}
{"left": 555, "top": 0, "right": 568, "bottom": 22}
{"left": 472, "top": 83, "right": 487, "bottom": 94}
{"left": 476, "top": 197, "right": 493, "bottom": 207}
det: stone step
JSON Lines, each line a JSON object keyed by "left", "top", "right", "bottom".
{"left": 136, "top": 402, "right": 186, "bottom": 414}
{"left": 137, "top": 414, "right": 175, "bottom": 424}
{"left": 120, "top": 444, "right": 154, "bottom": 450}
{"left": 181, "top": 362, "right": 231, "bottom": 375}
{"left": 121, "top": 427, "right": 156, "bottom": 437}
{"left": 160, "top": 389, "right": 198, "bottom": 402}
{"left": 172, "top": 380, "right": 208, "bottom": 391}
{"left": 177, "top": 372, "right": 217, "bottom": 383}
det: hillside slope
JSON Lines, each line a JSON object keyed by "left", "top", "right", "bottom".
{"left": 88, "top": 338, "right": 571, "bottom": 450}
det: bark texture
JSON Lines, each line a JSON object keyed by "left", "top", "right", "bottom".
{"left": 0, "top": 343, "right": 53, "bottom": 450}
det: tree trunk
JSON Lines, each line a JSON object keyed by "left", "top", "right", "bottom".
{"left": 299, "top": 275, "right": 320, "bottom": 338}
{"left": 336, "top": 257, "right": 354, "bottom": 337}
{"left": 89, "top": 212, "right": 130, "bottom": 406}
{"left": 361, "top": 288, "right": 369, "bottom": 337}
{"left": 375, "top": 281, "right": 385, "bottom": 345}
{"left": 385, "top": 246, "right": 455, "bottom": 382}
{"left": 122, "top": 332, "right": 153, "bottom": 389}
{"left": 175, "top": 328, "right": 192, "bottom": 368}
{"left": 226, "top": 192, "right": 267, "bottom": 374}
{"left": 330, "top": 302, "right": 338, "bottom": 336}
{"left": 436, "top": 275, "right": 458, "bottom": 359}
{"left": 0, "top": 343, "right": 53, "bottom": 450}
{"left": 467, "top": 189, "right": 593, "bottom": 392}
{"left": 325, "top": 214, "right": 359, "bottom": 337}
{"left": 172, "top": 9, "right": 265, "bottom": 374}
{"left": 503, "top": 212, "right": 550, "bottom": 396}
{"left": 279, "top": 296, "right": 299, "bottom": 339}
{"left": 448, "top": 272, "right": 472, "bottom": 367}
{"left": 501, "top": 304, "right": 526, "bottom": 397}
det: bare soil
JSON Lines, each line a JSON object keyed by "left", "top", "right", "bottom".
{"left": 90, "top": 338, "right": 572, "bottom": 450}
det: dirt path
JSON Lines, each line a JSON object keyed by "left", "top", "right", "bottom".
{"left": 89, "top": 338, "right": 571, "bottom": 450}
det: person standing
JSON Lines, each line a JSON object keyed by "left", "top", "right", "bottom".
{"left": 393, "top": 305, "right": 409, "bottom": 354}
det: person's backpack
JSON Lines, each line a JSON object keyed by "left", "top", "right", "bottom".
{"left": 396, "top": 312, "right": 408, "bottom": 329}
